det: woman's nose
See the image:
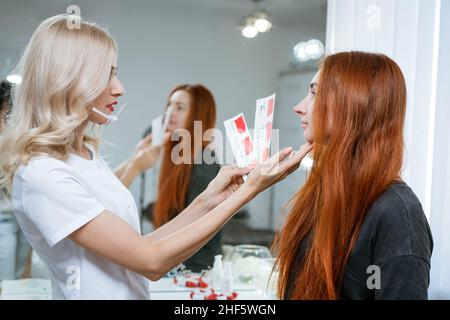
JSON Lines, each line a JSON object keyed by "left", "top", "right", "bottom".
{"left": 111, "top": 78, "right": 125, "bottom": 97}
{"left": 293, "top": 100, "right": 306, "bottom": 115}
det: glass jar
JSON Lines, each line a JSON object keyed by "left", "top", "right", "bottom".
{"left": 253, "top": 258, "right": 279, "bottom": 299}
{"left": 230, "top": 244, "right": 272, "bottom": 284}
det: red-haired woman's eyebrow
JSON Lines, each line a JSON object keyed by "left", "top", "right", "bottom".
{"left": 169, "top": 101, "right": 185, "bottom": 107}
{"left": 310, "top": 83, "right": 317, "bottom": 90}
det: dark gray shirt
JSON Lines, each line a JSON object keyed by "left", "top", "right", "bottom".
{"left": 183, "top": 161, "right": 222, "bottom": 272}
{"left": 285, "top": 181, "right": 433, "bottom": 300}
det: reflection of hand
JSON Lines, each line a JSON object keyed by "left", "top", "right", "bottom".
{"left": 245, "top": 143, "right": 313, "bottom": 195}
{"left": 130, "top": 133, "right": 169, "bottom": 172}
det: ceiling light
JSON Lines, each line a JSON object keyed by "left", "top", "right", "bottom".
{"left": 293, "top": 42, "right": 309, "bottom": 62}
{"left": 241, "top": 24, "right": 258, "bottom": 38}
{"left": 239, "top": 0, "right": 272, "bottom": 38}
{"left": 6, "top": 74, "right": 22, "bottom": 84}
{"left": 293, "top": 39, "right": 325, "bottom": 62}
{"left": 254, "top": 18, "right": 271, "bottom": 32}
{"left": 305, "top": 39, "right": 325, "bottom": 60}
{"left": 253, "top": 11, "right": 272, "bottom": 33}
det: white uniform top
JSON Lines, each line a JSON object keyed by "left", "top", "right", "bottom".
{"left": 12, "top": 151, "right": 149, "bottom": 299}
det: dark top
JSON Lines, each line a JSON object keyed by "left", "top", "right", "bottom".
{"left": 142, "top": 125, "right": 222, "bottom": 272}
{"left": 183, "top": 161, "right": 222, "bottom": 272}
{"left": 285, "top": 181, "right": 433, "bottom": 300}
{"left": 147, "top": 161, "right": 222, "bottom": 272}
{"left": 145, "top": 162, "right": 222, "bottom": 272}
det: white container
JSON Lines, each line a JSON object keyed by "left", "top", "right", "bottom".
{"left": 220, "top": 261, "right": 234, "bottom": 295}
{"left": 212, "top": 254, "right": 223, "bottom": 289}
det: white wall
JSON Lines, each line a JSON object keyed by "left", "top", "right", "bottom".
{"left": 326, "top": 0, "right": 450, "bottom": 299}
{"left": 270, "top": 67, "right": 318, "bottom": 231}
{"left": 0, "top": 0, "right": 326, "bottom": 230}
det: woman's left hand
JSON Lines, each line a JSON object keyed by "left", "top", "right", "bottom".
{"left": 245, "top": 143, "right": 313, "bottom": 194}
{"left": 201, "top": 143, "right": 313, "bottom": 210}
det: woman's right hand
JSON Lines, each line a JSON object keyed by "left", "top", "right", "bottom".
{"left": 245, "top": 143, "right": 313, "bottom": 195}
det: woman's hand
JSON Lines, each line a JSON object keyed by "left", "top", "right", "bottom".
{"left": 199, "top": 143, "right": 312, "bottom": 210}
{"left": 245, "top": 143, "right": 313, "bottom": 194}
{"left": 200, "top": 165, "right": 252, "bottom": 210}
{"left": 130, "top": 133, "right": 168, "bottom": 172}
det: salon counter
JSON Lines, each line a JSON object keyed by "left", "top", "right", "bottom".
{"left": 0, "top": 278, "right": 264, "bottom": 300}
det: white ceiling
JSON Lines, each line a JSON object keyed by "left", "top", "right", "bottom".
{"left": 1, "top": 0, "right": 327, "bottom": 29}
{"left": 128, "top": 0, "right": 328, "bottom": 27}
{"left": 0, "top": 0, "right": 327, "bottom": 72}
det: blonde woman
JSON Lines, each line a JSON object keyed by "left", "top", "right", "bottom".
{"left": 0, "top": 14, "right": 312, "bottom": 299}
{"left": 1, "top": 80, "right": 32, "bottom": 280}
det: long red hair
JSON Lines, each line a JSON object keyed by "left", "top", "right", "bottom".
{"left": 274, "top": 52, "right": 407, "bottom": 299}
{"left": 153, "top": 84, "right": 216, "bottom": 228}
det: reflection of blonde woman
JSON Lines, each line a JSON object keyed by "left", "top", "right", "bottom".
{"left": 0, "top": 15, "right": 311, "bottom": 299}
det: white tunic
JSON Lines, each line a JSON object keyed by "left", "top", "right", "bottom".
{"left": 12, "top": 152, "right": 149, "bottom": 299}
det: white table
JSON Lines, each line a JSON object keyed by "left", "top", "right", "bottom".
{"left": 0, "top": 278, "right": 265, "bottom": 300}
{"left": 0, "top": 279, "right": 52, "bottom": 300}
{"left": 148, "top": 277, "right": 264, "bottom": 300}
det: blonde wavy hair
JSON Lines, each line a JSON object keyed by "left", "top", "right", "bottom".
{"left": 0, "top": 14, "right": 117, "bottom": 192}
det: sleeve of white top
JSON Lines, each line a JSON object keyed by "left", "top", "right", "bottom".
{"left": 19, "top": 158, "right": 106, "bottom": 247}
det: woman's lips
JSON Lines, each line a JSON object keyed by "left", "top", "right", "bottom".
{"left": 301, "top": 122, "right": 308, "bottom": 129}
{"left": 106, "top": 103, "right": 116, "bottom": 112}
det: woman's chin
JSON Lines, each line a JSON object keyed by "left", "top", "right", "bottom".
{"left": 167, "top": 124, "right": 178, "bottom": 132}
{"left": 303, "top": 133, "right": 313, "bottom": 144}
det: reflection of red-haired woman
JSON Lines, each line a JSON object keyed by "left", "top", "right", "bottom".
{"left": 274, "top": 52, "right": 433, "bottom": 300}
{"left": 153, "top": 84, "right": 221, "bottom": 272}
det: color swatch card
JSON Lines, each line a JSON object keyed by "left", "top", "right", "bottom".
{"left": 223, "top": 113, "right": 256, "bottom": 168}
{"left": 151, "top": 106, "right": 173, "bottom": 146}
{"left": 253, "top": 93, "right": 276, "bottom": 162}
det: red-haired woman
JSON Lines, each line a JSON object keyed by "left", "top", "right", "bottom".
{"left": 152, "top": 84, "right": 221, "bottom": 272}
{"left": 274, "top": 51, "right": 433, "bottom": 300}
